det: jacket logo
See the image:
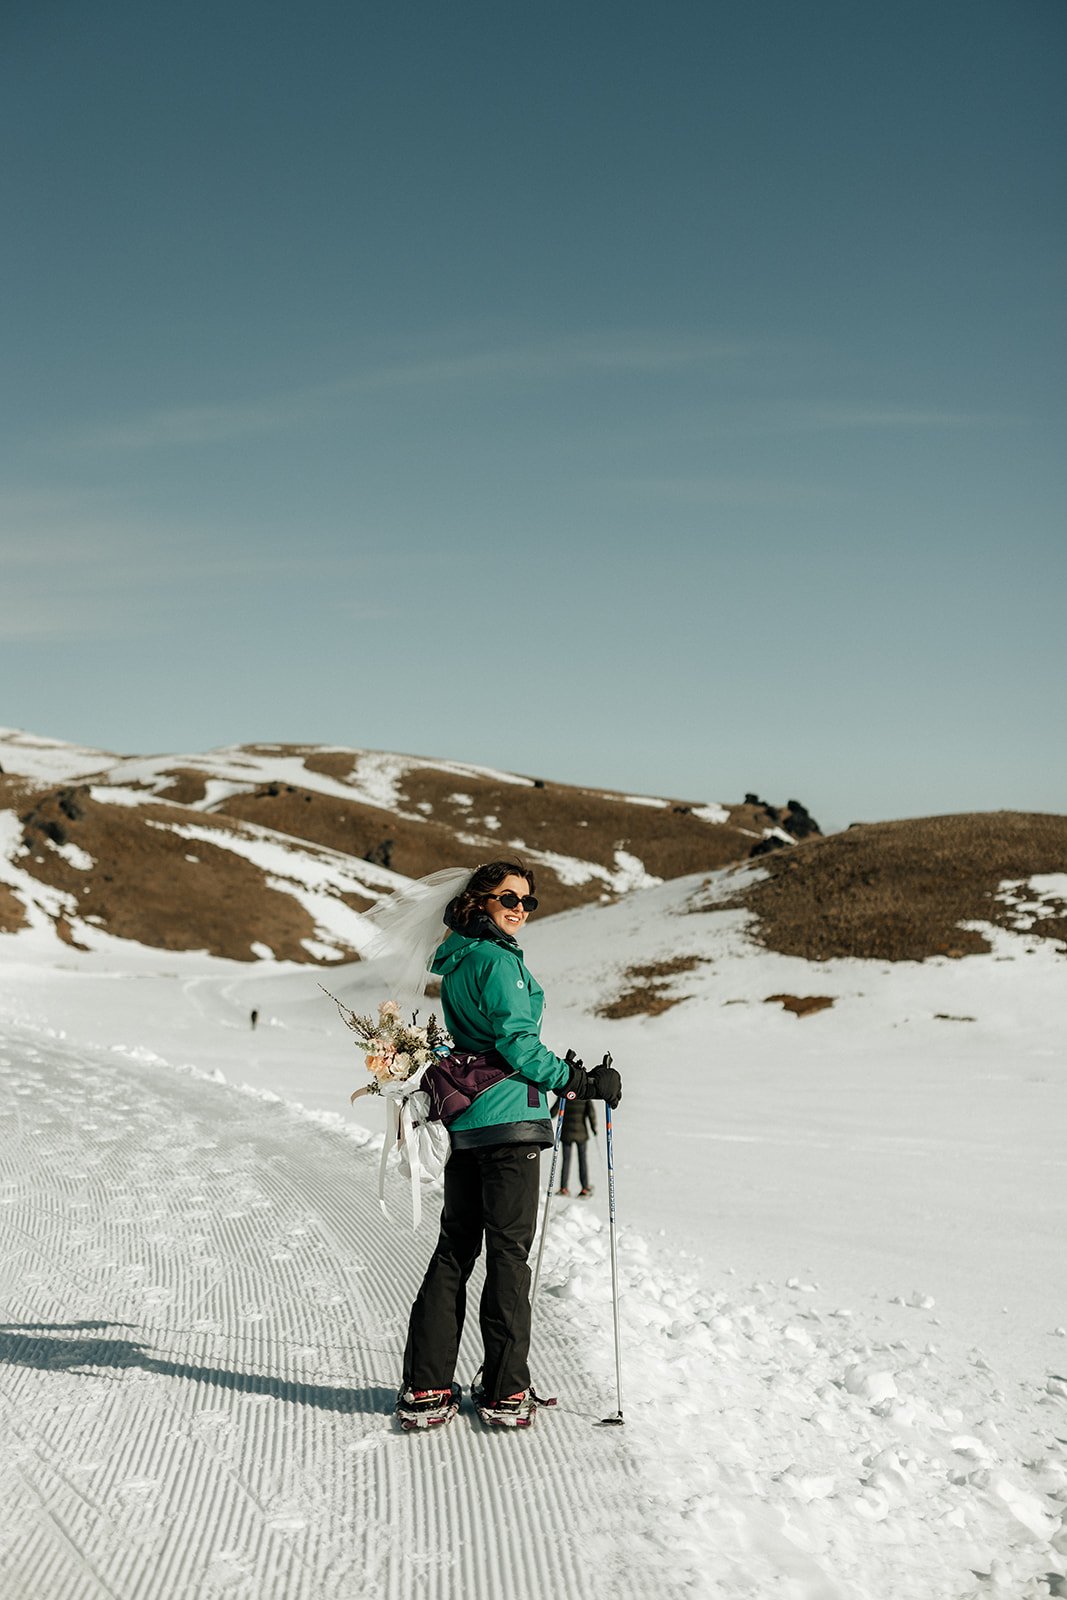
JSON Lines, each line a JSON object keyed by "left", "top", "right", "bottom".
{"left": 516, "top": 979, "right": 524, "bottom": 988}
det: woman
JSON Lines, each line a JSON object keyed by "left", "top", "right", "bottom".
{"left": 397, "top": 860, "right": 622, "bottom": 1430}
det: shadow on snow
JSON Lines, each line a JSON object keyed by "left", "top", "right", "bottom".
{"left": 0, "top": 1323, "right": 393, "bottom": 1415}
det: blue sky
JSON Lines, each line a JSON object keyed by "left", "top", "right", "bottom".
{"left": 2, "top": 0, "right": 1064, "bottom": 830}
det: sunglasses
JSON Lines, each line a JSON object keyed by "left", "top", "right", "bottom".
{"left": 485, "top": 891, "right": 538, "bottom": 912}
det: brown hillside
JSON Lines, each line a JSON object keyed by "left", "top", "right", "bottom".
{"left": 213, "top": 785, "right": 491, "bottom": 899}
{"left": 718, "top": 812, "right": 1067, "bottom": 962}
{"left": 1, "top": 739, "right": 818, "bottom": 961}
{"left": 8, "top": 780, "right": 371, "bottom": 961}
{"left": 210, "top": 754, "right": 800, "bottom": 911}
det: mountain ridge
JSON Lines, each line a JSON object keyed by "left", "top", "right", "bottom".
{"left": 0, "top": 728, "right": 811, "bottom": 963}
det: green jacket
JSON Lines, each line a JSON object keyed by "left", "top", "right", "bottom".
{"left": 431, "top": 930, "right": 572, "bottom": 1143}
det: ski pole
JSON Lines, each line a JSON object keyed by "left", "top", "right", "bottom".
{"left": 600, "top": 1055, "right": 624, "bottom": 1426}
{"left": 529, "top": 1078, "right": 569, "bottom": 1316}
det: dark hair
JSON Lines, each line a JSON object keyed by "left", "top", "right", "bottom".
{"left": 450, "top": 860, "right": 536, "bottom": 930}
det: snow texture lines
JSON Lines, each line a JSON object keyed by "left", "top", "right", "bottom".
{"left": 0, "top": 1034, "right": 672, "bottom": 1600}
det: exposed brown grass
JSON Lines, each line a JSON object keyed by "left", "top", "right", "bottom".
{"left": 0, "top": 881, "right": 28, "bottom": 934}
{"left": 14, "top": 784, "right": 351, "bottom": 962}
{"left": 397, "top": 769, "right": 781, "bottom": 898}
{"left": 154, "top": 769, "right": 211, "bottom": 805}
{"left": 597, "top": 955, "right": 706, "bottom": 1018}
{"left": 214, "top": 784, "right": 470, "bottom": 893}
{"left": 721, "top": 812, "right": 1067, "bottom": 962}
{"left": 226, "top": 755, "right": 797, "bottom": 913}
{"left": 764, "top": 994, "right": 836, "bottom": 1017}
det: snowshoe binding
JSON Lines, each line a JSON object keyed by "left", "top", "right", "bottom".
{"left": 396, "top": 1383, "right": 461, "bottom": 1432}
{"left": 471, "top": 1378, "right": 557, "bottom": 1429}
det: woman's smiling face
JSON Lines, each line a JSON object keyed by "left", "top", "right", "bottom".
{"left": 481, "top": 873, "right": 533, "bottom": 937}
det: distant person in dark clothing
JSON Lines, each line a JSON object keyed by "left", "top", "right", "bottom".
{"left": 554, "top": 1091, "right": 597, "bottom": 1197}
{"left": 250, "top": 1009, "right": 259, "bottom": 1030}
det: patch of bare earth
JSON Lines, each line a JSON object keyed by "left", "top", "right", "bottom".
{"left": 720, "top": 812, "right": 1067, "bottom": 962}
{"left": 0, "top": 881, "right": 28, "bottom": 934}
{"left": 597, "top": 956, "right": 707, "bottom": 1019}
{"left": 764, "top": 994, "right": 835, "bottom": 1018}
{"left": 13, "top": 785, "right": 351, "bottom": 963}
{"left": 153, "top": 768, "right": 212, "bottom": 805}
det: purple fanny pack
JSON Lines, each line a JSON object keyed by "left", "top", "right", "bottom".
{"left": 422, "top": 1050, "right": 514, "bottom": 1126}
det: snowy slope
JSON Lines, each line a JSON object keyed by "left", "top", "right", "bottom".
{"left": 1, "top": 872, "right": 1065, "bottom": 1598}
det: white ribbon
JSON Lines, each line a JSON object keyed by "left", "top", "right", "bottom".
{"left": 374, "top": 1064, "right": 433, "bottom": 1231}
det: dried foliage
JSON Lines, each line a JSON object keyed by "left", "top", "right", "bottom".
{"left": 597, "top": 955, "right": 706, "bottom": 1018}
{"left": 716, "top": 812, "right": 1067, "bottom": 963}
{"left": 764, "top": 994, "right": 836, "bottom": 1017}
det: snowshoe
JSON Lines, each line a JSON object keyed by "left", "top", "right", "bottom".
{"left": 396, "top": 1383, "right": 461, "bottom": 1432}
{"left": 471, "top": 1379, "right": 557, "bottom": 1429}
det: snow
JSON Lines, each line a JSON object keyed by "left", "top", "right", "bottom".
{"left": 508, "top": 842, "right": 662, "bottom": 895}
{"left": 338, "top": 751, "right": 534, "bottom": 813}
{"left": 101, "top": 750, "right": 372, "bottom": 809}
{"left": 89, "top": 784, "right": 161, "bottom": 807}
{"left": 610, "top": 848, "right": 661, "bottom": 891}
{"left": 692, "top": 802, "right": 731, "bottom": 824}
{"left": 1, "top": 868, "right": 1065, "bottom": 1598}
{"left": 48, "top": 838, "right": 95, "bottom": 872}
{"left": 0, "top": 727, "right": 113, "bottom": 781}
{"left": 997, "top": 876, "right": 1067, "bottom": 931}
{"left": 0, "top": 812, "right": 79, "bottom": 934}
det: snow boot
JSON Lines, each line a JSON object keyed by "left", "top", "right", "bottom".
{"left": 396, "top": 1383, "right": 461, "bottom": 1432}
{"left": 578, "top": 1187, "right": 593, "bottom": 1198}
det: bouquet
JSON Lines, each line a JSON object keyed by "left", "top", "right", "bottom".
{"left": 323, "top": 992, "right": 453, "bottom": 1230}
{"left": 322, "top": 996, "right": 452, "bottom": 1101}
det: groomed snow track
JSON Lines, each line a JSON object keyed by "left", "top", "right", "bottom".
{"left": 0, "top": 1031, "right": 678, "bottom": 1600}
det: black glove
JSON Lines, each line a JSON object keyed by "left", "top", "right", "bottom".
{"left": 586, "top": 1061, "right": 622, "bottom": 1108}
{"left": 563, "top": 1053, "right": 622, "bottom": 1109}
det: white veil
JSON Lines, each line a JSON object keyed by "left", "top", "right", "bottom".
{"left": 360, "top": 866, "right": 472, "bottom": 1012}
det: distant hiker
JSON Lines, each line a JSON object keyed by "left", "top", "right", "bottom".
{"left": 250, "top": 1009, "right": 258, "bottom": 1030}
{"left": 552, "top": 1090, "right": 597, "bottom": 1197}
{"left": 395, "top": 860, "right": 622, "bottom": 1430}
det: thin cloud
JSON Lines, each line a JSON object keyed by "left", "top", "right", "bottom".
{"left": 619, "top": 474, "right": 850, "bottom": 509}
{"left": 361, "top": 332, "right": 759, "bottom": 389}
{"left": 68, "top": 392, "right": 325, "bottom": 453}
{"left": 57, "top": 332, "right": 768, "bottom": 453}
{"left": 786, "top": 403, "right": 1016, "bottom": 431}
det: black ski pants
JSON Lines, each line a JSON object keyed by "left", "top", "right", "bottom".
{"left": 402, "top": 1142, "right": 541, "bottom": 1400}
